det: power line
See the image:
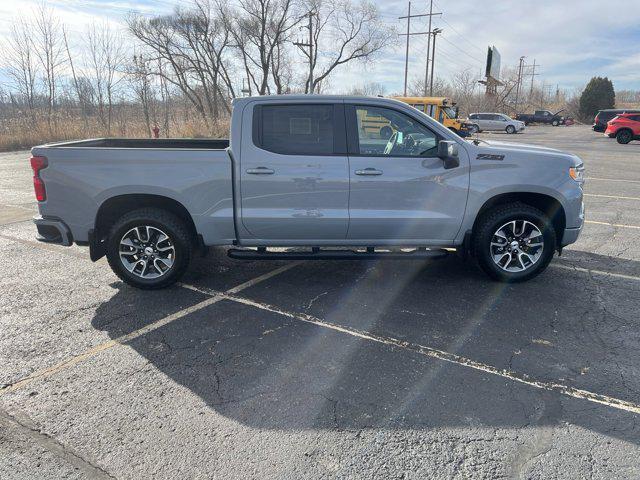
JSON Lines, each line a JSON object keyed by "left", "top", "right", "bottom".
{"left": 433, "top": 11, "right": 486, "bottom": 55}
{"left": 436, "top": 35, "right": 484, "bottom": 66}
{"left": 398, "top": 1, "right": 441, "bottom": 96}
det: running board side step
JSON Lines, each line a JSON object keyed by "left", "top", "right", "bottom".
{"left": 227, "top": 248, "right": 450, "bottom": 261}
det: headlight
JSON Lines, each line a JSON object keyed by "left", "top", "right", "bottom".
{"left": 569, "top": 164, "right": 585, "bottom": 183}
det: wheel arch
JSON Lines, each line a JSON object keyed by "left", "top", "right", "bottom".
{"left": 91, "top": 194, "right": 199, "bottom": 261}
{"left": 471, "top": 192, "right": 566, "bottom": 247}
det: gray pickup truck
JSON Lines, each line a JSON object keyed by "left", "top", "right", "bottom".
{"left": 31, "top": 95, "right": 585, "bottom": 289}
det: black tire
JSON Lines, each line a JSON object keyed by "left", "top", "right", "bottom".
{"left": 106, "top": 208, "right": 193, "bottom": 289}
{"left": 551, "top": 120, "right": 559, "bottom": 126}
{"left": 616, "top": 129, "right": 633, "bottom": 144}
{"left": 380, "top": 126, "right": 393, "bottom": 139}
{"left": 469, "top": 124, "right": 480, "bottom": 134}
{"left": 473, "top": 203, "right": 556, "bottom": 283}
{"left": 506, "top": 125, "right": 516, "bottom": 134}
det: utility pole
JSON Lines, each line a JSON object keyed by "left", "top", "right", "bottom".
{"left": 423, "top": 0, "right": 434, "bottom": 96}
{"left": 528, "top": 58, "right": 540, "bottom": 96}
{"left": 402, "top": 1, "right": 411, "bottom": 96}
{"left": 429, "top": 28, "right": 442, "bottom": 96}
{"left": 514, "top": 56, "right": 525, "bottom": 114}
{"left": 294, "top": 11, "right": 315, "bottom": 94}
{"left": 399, "top": 1, "right": 441, "bottom": 96}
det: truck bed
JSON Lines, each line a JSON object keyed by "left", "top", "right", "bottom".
{"left": 42, "top": 138, "right": 230, "bottom": 150}
{"left": 32, "top": 137, "right": 236, "bottom": 246}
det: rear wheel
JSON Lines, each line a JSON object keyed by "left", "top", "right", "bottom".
{"left": 106, "top": 208, "right": 193, "bottom": 289}
{"left": 616, "top": 129, "right": 633, "bottom": 144}
{"left": 506, "top": 125, "right": 516, "bottom": 134}
{"left": 473, "top": 203, "right": 556, "bottom": 282}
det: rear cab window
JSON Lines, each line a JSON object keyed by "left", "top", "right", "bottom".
{"left": 253, "top": 104, "right": 342, "bottom": 155}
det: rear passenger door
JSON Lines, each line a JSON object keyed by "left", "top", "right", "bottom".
{"left": 239, "top": 102, "right": 349, "bottom": 241}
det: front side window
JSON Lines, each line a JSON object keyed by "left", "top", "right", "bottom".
{"left": 259, "top": 104, "right": 334, "bottom": 155}
{"left": 442, "top": 106, "right": 457, "bottom": 119}
{"left": 354, "top": 106, "right": 439, "bottom": 157}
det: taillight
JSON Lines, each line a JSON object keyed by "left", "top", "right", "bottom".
{"left": 30, "top": 155, "right": 48, "bottom": 202}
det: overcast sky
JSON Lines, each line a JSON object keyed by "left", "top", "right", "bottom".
{"left": 1, "top": 0, "right": 638, "bottom": 94}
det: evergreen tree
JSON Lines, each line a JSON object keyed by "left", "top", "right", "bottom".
{"left": 579, "top": 77, "right": 615, "bottom": 122}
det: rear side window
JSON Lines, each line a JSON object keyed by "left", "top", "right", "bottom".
{"left": 629, "top": 115, "right": 640, "bottom": 122}
{"left": 600, "top": 112, "right": 615, "bottom": 122}
{"left": 256, "top": 104, "right": 334, "bottom": 155}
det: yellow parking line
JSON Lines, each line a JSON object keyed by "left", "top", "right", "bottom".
{"left": 584, "top": 193, "right": 640, "bottom": 201}
{"left": 586, "top": 177, "right": 640, "bottom": 184}
{"left": 552, "top": 263, "right": 640, "bottom": 282}
{"left": 585, "top": 220, "right": 640, "bottom": 230}
{"left": 0, "top": 263, "right": 301, "bottom": 395}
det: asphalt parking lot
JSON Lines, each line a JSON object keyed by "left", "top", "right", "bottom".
{"left": 1, "top": 124, "right": 639, "bottom": 479}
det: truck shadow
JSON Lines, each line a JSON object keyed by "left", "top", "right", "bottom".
{"left": 91, "top": 249, "right": 640, "bottom": 443}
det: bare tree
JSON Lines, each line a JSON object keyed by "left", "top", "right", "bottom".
{"left": 85, "top": 22, "right": 126, "bottom": 134}
{"left": 3, "top": 18, "right": 39, "bottom": 124}
{"left": 347, "top": 81, "right": 385, "bottom": 96}
{"left": 300, "top": 0, "right": 394, "bottom": 94}
{"left": 231, "top": 0, "right": 301, "bottom": 95}
{"left": 62, "top": 26, "right": 88, "bottom": 129}
{"left": 128, "top": 0, "right": 235, "bottom": 129}
{"left": 128, "top": 54, "right": 154, "bottom": 137}
{"left": 33, "top": 3, "right": 66, "bottom": 133}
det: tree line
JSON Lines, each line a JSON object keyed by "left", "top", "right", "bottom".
{"left": 0, "top": 0, "right": 393, "bottom": 148}
{"left": 0, "top": 1, "right": 636, "bottom": 150}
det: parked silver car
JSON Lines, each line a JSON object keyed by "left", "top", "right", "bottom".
{"left": 467, "top": 113, "right": 525, "bottom": 134}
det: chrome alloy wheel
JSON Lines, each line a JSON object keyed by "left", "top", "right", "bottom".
{"left": 490, "top": 220, "right": 544, "bottom": 273}
{"left": 119, "top": 226, "right": 175, "bottom": 279}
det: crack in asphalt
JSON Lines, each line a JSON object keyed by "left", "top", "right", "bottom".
{"left": 0, "top": 407, "right": 115, "bottom": 479}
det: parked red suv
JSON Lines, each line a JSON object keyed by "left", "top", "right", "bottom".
{"left": 605, "top": 113, "right": 640, "bottom": 144}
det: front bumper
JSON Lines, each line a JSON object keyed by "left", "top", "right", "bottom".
{"left": 561, "top": 201, "right": 584, "bottom": 247}
{"left": 34, "top": 216, "right": 73, "bottom": 246}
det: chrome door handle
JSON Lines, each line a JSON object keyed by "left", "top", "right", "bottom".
{"left": 246, "top": 167, "right": 275, "bottom": 175}
{"left": 355, "top": 168, "right": 383, "bottom": 176}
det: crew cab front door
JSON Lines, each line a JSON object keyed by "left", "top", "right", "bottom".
{"left": 345, "top": 104, "right": 469, "bottom": 242}
{"left": 239, "top": 102, "right": 349, "bottom": 241}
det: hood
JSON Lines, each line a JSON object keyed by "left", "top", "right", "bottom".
{"left": 469, "top": 139, "right": 582, "bottom": 166}
{"left": 475, "top": 140, "right": 566, "bottom": 155}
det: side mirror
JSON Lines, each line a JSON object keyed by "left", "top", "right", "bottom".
{"left": 437, "top": 140, "right": 460, "bottom": 169}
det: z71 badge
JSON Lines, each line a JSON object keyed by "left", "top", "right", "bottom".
{"left": 476, "top": 153, "right": 505, "bottom": 161}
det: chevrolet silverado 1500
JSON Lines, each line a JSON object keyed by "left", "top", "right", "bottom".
{"left": 31, "top": 95, "right": 585, "bottom": 289}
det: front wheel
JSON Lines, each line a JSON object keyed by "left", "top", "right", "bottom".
{"left": 473, "top": 203, "right": 556, "bottom": 282}
{"left": 506, "top": 125, "right": 516, "bottom": 134}
{"left": 106, "top": 208, "right": 193, "bottom": 289}
{"left": 551, "top": 120, "right": 559, "bottom": 126}
{"left": 468, "top": 124, "right": 480, "bottom": 134}
{"left": 616, "top": 129, "right": 633, "bottom": 144}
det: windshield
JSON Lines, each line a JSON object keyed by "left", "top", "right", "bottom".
{"left": 442, "top": 106, "right": 457, "bottom": 119}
